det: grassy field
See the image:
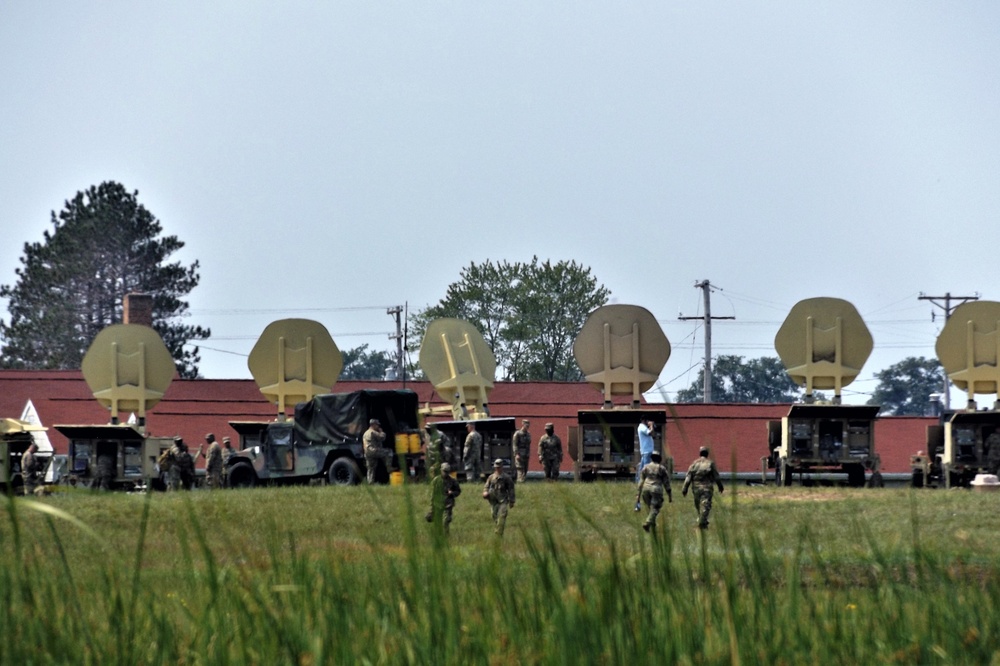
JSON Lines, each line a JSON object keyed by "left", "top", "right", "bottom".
{"left": 3, "top": 480, "right": 1000, "bottom": 664}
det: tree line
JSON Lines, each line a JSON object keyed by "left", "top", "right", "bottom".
{"left": 0, "top": 181, "right": 945, "bottom": 412}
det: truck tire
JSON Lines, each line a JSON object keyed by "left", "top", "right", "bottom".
{"left": 328, "top": 457, "right": 361, "bottom": 486}
{"left": 228, "top": 462, "right": 257, "bottom": 488}
{"left": 846, "top": 464, "right": 865, "bottom": 488}
{"left": 911, "top": 470, "right": 924, "bottom": 488}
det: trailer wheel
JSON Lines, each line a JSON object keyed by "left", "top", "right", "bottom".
{"left": 911, "top": 470, "right": 924, "bottom": 488}
{"left": 328, "top": 458, "right": 361, "bottom": 486}
{"left": 228, "top": 462, "right": 257, "bottom": 488}
{"left": 867, "top": 471, "right": 884, "bottom": 489}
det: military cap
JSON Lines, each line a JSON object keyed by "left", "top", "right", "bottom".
{"left": 205, "top": 433, "right": 215, "bottom": 440}
{"left": 223, "top": 436, "right": 231, "bottom": 444}
{"left": 493, "top": 458, "right": 504, "bottom": 467}
{"left": 370, "top": 418, "right": 380, "bottom": 426}
{"left": 650, "top": 452, "right": 662, "bottom": 463}
{"left": 522, "top": 419, "right": 530, "bottom": 424}
{"left": 441, "top": 463, "right": 451, "bottom": 473}
{"left": 173, "top": 436, "right": 183, "bottom": 443}
{"left": 545, "top": 422, "right": 554, "bottom": 429}
{"left": 699, "top": 446, "right": 709, "bottom": 456}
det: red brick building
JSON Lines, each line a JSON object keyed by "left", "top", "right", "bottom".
{"left": 0, "top": 370, "right": 930, "bottom": 474}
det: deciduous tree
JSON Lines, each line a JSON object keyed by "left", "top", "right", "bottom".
{"left": 867, "top": 356, "right": 944, "bottom": 415}
{"left": 676, "top": 355, "right": 802, "bottom": 403}
{"left": 411, "top": 257, "right": 609, "bottom": 381}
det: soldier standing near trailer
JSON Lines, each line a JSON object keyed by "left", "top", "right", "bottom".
{"left": 177, "top": 441, "right": 196, "bottom": 490}
{"left": 426, "top": 462, "right": 462, "bottom": 533}
{"left": 159, "top": 437, "right": 181, "bottom": 490}
{"left": 363, "top": 419, "right": 392, "bottom": 485}
{"left": 221, "top": 437, "right": 235, "bottom": 484}
{"left": 21, "top": 443, "right": 40, "bottom": 495}
{"left": 483, "top": 459, "right": 516, "bottom": 536}
{"left": 94, "top": 445, "right": 116, "bottom": 491}
{"left": 463, "top": 422, "right": 483, "bottom": 482}
{"left": 681, "top": 446, "right": 724, "bottom": 529}
{"left": 425, "top": 422, "right": 444, "bottom": 479}
{"left": 512, "top": 419, "right": 532, "bottom": 482}
{"left": 986, "top": 432, "right": 1000, "bottom": 476}
{"left": 538, "top": 423, "right": 563, "bottom": 481}
{"left": 202, "top": 433, "right": 223, "bottom": 489}
{"left": 636, "top": 452, "right": 672, "bottom": 532}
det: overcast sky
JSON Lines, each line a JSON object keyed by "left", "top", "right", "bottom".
{"left": 2, "top": 2, "right": 998, "bottom": 406}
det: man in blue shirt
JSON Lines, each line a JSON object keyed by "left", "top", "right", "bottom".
{"left": 634, "top": 418, "right": 656, "bottom": 511}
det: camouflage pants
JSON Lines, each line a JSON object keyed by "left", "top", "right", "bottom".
{"left": 490, "top": 500, "right": 510, "bottom": 536}
{"left": 206, "top": 467, "right": 223, "bottom": 489}
{"left": 542, "top": 458, "right": 560, "bottom": 480}
{"left": 464, "top": 458, "right": 482, "bottom": 483}
{"left": 641, "top": 488, "right": 665, "bottom": 529}
{"left": 692, "top": 486, "right": 714, "bottom": 528}
{"left": 365, "top": 450, "right": 392, "bottom": 484}
{"left": 167, "top": 467, "right": 181, "bottom": 491}
{"left": 514, "top": 449, "right": 530, "bottom": 482}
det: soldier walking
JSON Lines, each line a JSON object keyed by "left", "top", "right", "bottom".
{"left": 537, "top": 423, "right": 563, "bottom": 481}
{"left": 94, "top": 445, "right": 116, "bottom": 491}
{"left": 636, "top": 452, "right": 672, "bottom": 532}
{"left": 176, "top": 442, "right": 196, "bottom": 490}
{"left": 483, "top": 459, "right": 516, "bottom": 536}
{"left": 426, "top": 462, "right": 462, "bottom": 533}
{"left": 160, "top": 437, "right": 183, "bottom": 491}
{"left": 202, "top": 433, "right": 223, "bottom": 489}
{"left": 363, "top": 419, "right": 392, "bottom": 484}
{"left": 681, "top": 446, "right": 724, "bottom": 529}
{"left": 511, "top": 419, "right": 531, "bottom": 482}
{"left": 463, "top": 422, "right": 483, "bottom": 483}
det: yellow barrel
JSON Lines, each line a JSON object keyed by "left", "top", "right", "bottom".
{"left": 390, "top": 471, "right": 405, "bottom": 486}
{"left": 409, "top": 432, "right": 422, "bottom": 454}
{"left": 394, "top": 433, "right": 409, "bottom": 455}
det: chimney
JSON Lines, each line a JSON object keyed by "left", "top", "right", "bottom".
{"left": 123, "top": 293, "right": 154, "bottom": 327}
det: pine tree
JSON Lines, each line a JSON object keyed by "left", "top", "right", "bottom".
{"left": 0, "top": 181, "right": 209, "bottom": 378}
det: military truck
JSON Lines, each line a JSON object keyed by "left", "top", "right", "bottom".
{"left": 911, "top": 301, "right": 1000, "bottom": 488}
{"left": 566, "top": 304, "right": 673, "bottom": 481}
{"left": 763, "top": 297, "right": 883, "bottom": 487}
{"left": 430, "top": 417, "right": 517, "bottom": 482}
{"left": 55, "top": 316, "right": 181, "bottom": 491}
{"left": 228, "top": 319, "right": 423, "bottom": 487}
{"left": 0, "top": 418, "right": 52, "bottom": 494}
{"left": 226, "top": 388, "right": 423, "bottom": 487}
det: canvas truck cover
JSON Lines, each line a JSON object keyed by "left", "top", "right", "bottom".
{"left": 293, "top": 390, "right": 420, "bottom": 445}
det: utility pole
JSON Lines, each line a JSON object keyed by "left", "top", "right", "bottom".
{"left": 679, "top": 280, "right": 735, "bottom": 403}
{"left": 387, "top": 305, "right": 405, "bottom": 381}
{"left": 919, "top": 291, "right": 979, "bottom": 410}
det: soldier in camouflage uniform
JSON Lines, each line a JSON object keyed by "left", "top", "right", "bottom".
{"left": 511, "top": 419, "right": 531, "bottom": 482}
{"left": 176, "top": 442, "right": 196, "bottom": 490}
{"left": 425, "top": 422, "right": 444, "bottom": 479}
{"left": 681, "top": 446, "right": 724, "bottom": 529}
{"left": 986, "top": 432, "right": 1000, "bottom": 476}
{"left": 537, "top": 423, "right": 563, "bottom": 481}
{"left": 483, "top": 459, "right": 516, "bottom": 536}
{"left": 636, "top": 452, "right": 672, "bottom": 532}
{"left": 463, "top": 422, "right": 483, "bottom": 482}
{"left": 363, "top": 419, "right": 392, "bottom": 485}
{"left": 20, "top": 443, "right": 41, "bottom": 495}
{"left": 221, "top": 437, "right": 235, "bottom": 485}
{"left": 94, "top": 447, "right": 116, "bottom": 491}
{"left": 160, "top": 437, "right": 183, "bottom": 491}
{"left": 202, "top": 433, "right": 223, "bottom": 489}
{"left": 425, "top": 462, "right": 462, "bottom": 533}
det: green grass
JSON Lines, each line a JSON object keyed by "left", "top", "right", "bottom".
{"left": 3, "top": 481, "right": 1000, "bottom": 664}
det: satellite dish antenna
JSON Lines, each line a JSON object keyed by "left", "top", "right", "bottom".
{"left": 81, "top": 323, "right": 176, "bottom": 427}
{"left": 248, "top": 318, "right": 343, "bottom": 419}
{"left": 419, "top": 318, "right": 496, "bottom": 420}
{"left": 935, "top": 300, "right": 1000, "bottom": 409}
{"left": 774, "top": 297, "right": 873, "bottom": 402}
{"left": 573, "top": 304, "right": 671, "bottom": 407}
